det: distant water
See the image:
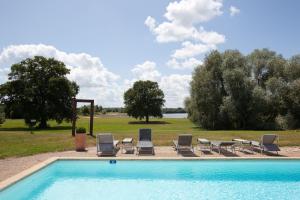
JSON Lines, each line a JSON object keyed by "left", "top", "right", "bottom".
{"left": 163, "top": 113, "right": 187, "bottom": 118}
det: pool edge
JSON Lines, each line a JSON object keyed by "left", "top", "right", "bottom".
{"left": 0, "top": 157, "right": 58, "bottom": 191}
{"left": 1, "top": 156, "right": 300, "bottom": 191}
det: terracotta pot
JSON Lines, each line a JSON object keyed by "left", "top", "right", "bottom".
{"left": 75, "top": 133, "right": 86, "bottom": 151}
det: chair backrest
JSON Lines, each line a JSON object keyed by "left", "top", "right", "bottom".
{"left": 97, "top": 133, "right": 113, "bottom": 144}
{"left": 261, "top": 134, "right": 277, "bottom": 144}
{"left": 139, "top": 128, "right": 152, "bottom": 141}
{"left": 178, "top": 134, "right": 192, "bottom": 146}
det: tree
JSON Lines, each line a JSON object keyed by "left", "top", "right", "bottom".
{"left": 124, "top": 80, "right": 165, "bottom": 123}
{"left": 185, "top": 49, "right": 300, "bottom": 130}
{"left": 81, "top": 105, "right": 90, "bottom": 116}
{"left": 0, "top": 105, "right": 5, "bottom": 124}
{"left": 0, "top": 56, "right": 79, "bottom": 128}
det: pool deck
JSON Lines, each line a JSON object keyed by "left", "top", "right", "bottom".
{"left": 1, "top": 146, "right": 300, "bottom": 184}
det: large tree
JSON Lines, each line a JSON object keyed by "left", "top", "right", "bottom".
{"left": 0, "top": 56, "right": 79, "bottom": 128}
{"left": 124, "top": 80, "right": 165, "bottom": 123}
{"left": 185, "top": 49, "right": 300, "bottom": 130}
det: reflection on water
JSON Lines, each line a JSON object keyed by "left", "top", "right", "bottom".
{"left": 163, "top": 113, "right": 188, "bottom": 118}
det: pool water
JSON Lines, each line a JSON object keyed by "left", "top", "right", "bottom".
{"left": 1, "top": 160, "right": 300, "bottom": 200}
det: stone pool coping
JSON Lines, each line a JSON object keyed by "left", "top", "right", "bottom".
{"left": 1, "top": 156, "right": 300, "bottom": 191}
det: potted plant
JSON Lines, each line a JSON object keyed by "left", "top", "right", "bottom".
{"left": 75, "top": 127, "right": 86, "bottom": 151}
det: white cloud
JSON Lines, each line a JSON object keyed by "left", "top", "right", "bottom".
{"left": 0, "top": 44, "right": 122, "bottom": 106}
{"left": 145, "top": 0, "right": 225, "bottom": 45}
{"left": 167, "top": 57, "right": 202, "bottom": 69}
{"left": 172, "top": 41, "right": 215, "bottom": 59}
{"left": 131, "top": 61, "right": 161, "bottom": 81}
{"left": 230, "top": 6, "right": 240, "bottom": 17}
{"left": 160, "top": 74, "right": 192, "bottom": 107}
{"left": 144, "top": 16, "right": 156, "bottom": 31}
{"left": 145, "top": 0, "right": 225, "bottom": 70}
{"left": 165, "top": 0, "right": 223, "bottom": 26}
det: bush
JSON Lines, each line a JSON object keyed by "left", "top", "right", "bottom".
{"left": 76, "top": 127, "right": 86, "bottom": 134}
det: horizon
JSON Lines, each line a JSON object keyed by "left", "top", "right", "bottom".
{"left": 1, "top": 0, "right": 299, "bottom": 107}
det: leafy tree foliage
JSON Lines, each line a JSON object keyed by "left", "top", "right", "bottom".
{"left": 0, "top": 105, "right": 5, "bottom": 124}
{"left": 186, "top": 49, "right": 300, "bottom": 130}
{"left": 81, "top": 105, "right": 90, "bottom": 116}
{"left": 124, "top": 80, "right": 165, "bottom": 123}
{"left": 0, "top": 56, "right": 79, "bottom": 128}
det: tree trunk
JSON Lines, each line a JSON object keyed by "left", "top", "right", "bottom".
{"left": 146, "top": 115, "right": 149, "bottom": 123}
{"left": 39, "top": 118, "right": 47, "bottom": 129}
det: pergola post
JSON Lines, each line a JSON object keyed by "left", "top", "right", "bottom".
{"left": 71, "top": 98, "right": 94, "bottom": 137}
{"left": 72, "top": 98, "right": 77, "bottom": 136}
{"left": 89, "top": 100, "right": 94, "bottom": 136}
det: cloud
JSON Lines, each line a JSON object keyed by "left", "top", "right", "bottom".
{"left": 145, "top": 0, "right": 225, "bottom": 44}
{"left": 171, "top": 41, "right": 215, "bottom": 59}
{"left": 144, "top": 16, "right": 156, "bottom": 31}
{"left": 167, "top": 57, "right": 202, "bottom": 69}
{"left": 145, "top": 0, "right": 225, "bottom": 70}
{"left": 165, "top": 0, "right": 223, "bottom": 26}
{"left": 131, "top": 61, "right": 161, "bottom": 81}
{"left": 160, "top": 74, "right": 192, "bottom": 107}
{"left": 230, "top": 6, "right": 240, "bottom": 17}
{"left": 0, "top": 44, "right": 123, "bottom": 106}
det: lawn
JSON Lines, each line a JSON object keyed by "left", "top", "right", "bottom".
{"left": 0, "top": 117, "right": 299, "bottom": 158}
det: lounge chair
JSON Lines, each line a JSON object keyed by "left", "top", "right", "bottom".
{"left": 96, "top": 133, "right": 119, "bottom": 156}
{"left": 211, "top": 141, "right": 237, "bottom": 154}
{"left": 136, "top": 128, "right": 154, "bottom": 155}
{"left": 173, "top": 134, "right": 193, "bottom": 154}
{"left": 251, "top": 134, "right": 280, "bottom": 154}
{"left": 197, "top": 138, "right": 212, "bottom": 154}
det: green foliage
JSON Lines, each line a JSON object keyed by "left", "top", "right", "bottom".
{"left": 163, "top": 107, "right": 186, "bottom": 113}
{"left": 76, "top": 127, "right": 86, "bottom": 134}
{"left": 81, "top": 105, "right": 90, "bottom": 116}
{"left": 0, "top": 105, "right": 5, "bottom": 124}
{"left": 124, "top": 80, "right": 165, "bottom": 123}
{"left": 94, "top": 105, "right": 103, "bottom": 113}
{"left": 0, "top": 56, "right": 79, "bottom": 128}
{"left": 186, "top": 49, "right": 300, "bottom": 130}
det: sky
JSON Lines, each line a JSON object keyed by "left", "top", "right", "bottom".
{"left": 0, "top": 0, "right": 300, "bottom": 107}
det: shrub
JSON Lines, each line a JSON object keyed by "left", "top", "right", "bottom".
{"left": 76, "top": 127, "right": 86, "bottom": 134}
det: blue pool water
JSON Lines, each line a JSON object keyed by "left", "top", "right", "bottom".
{"left": 1, "top": 160, "right": 300, "bottom": 200}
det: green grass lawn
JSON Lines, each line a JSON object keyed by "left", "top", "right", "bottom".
{"left": 0, "top": 117, "right": 299, "bottom": 159}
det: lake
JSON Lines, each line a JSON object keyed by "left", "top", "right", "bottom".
{"left": 163, "top": 113, "right": 188, "bottom": 118}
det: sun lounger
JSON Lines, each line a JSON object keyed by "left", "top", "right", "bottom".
{"left": 251, "top": 134, "right": 280, "bottom": 154}
{"left": 197, "top": 138, "right": 212, "bottom": 154}
{"left": 96, "top": 133, "right": 119, "bottom": 156}
{"left": 173, "top": 134, "right": 193, "bottom": 154}
{"left": 136, "top": 128, "right": 154, "bottom": 155}
{"left": 211, "top": 141, "right": 237, "bottom": 154}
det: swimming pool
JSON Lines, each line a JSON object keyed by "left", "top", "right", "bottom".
{"left": 1, "top": 159, "right": 300, "bottom": 200}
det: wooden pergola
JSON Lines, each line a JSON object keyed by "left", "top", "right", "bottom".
{"left": 72, "top": 98, "right": 94, "bottom": 136}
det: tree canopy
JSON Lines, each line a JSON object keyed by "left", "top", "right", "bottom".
{"left": 0, "top": 56, "right": 79, "bottom": 128}
{"left": 185, "top": 49, "right": 300, "bottom": 130}
{"left": 124, "top": 80, "right": 165, "bottom": 123}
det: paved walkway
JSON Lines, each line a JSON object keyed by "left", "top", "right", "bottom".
{"left": 1, "top": 146, "right": 300, "bottom": 182}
